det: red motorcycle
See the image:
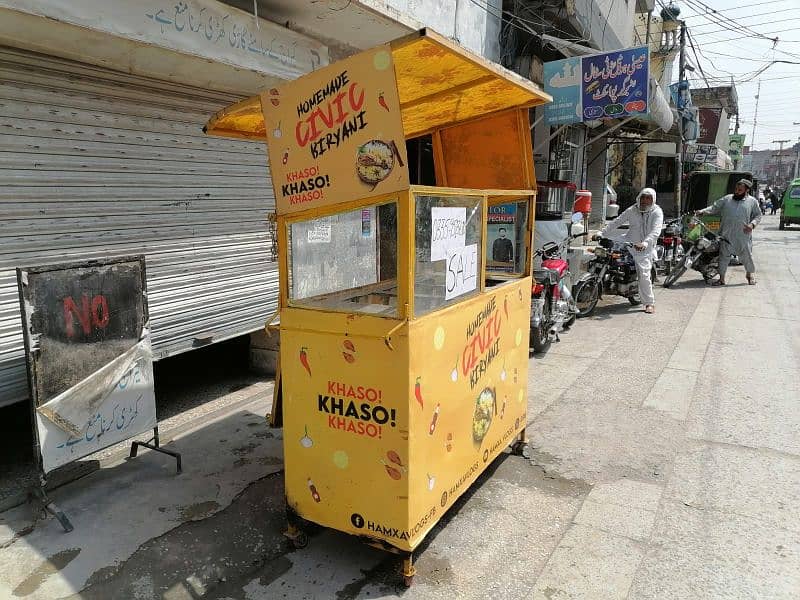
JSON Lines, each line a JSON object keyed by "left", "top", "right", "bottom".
{"left": 531, "top": 219, "right": 584, "bottom": 353}
{"left": 655, "top": 217, "right": 685, "bottom": 276}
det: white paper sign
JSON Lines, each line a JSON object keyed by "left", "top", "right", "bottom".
{"left": 36, "top": 359, "right": 157, "bottom": 473}
{"left": 431, "top": 207, "right": 466, "bottom": 261}
{"left": 445, "top": 244, "right": 478, "bottom": 300}
{"left": 307, "top": 223, "right": 332, "bottom": 243}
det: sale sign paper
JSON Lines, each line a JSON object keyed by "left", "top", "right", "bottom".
{"left": 260, "top": 45, "right": 409, "bottom": 215}
{"left": 445, "top": 244, "right": 478, "bottom": 300}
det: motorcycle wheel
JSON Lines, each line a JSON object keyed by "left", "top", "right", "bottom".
{"left": 563, "top": 313, "right": 577, "bottom": 330}
{"left": 574, "top": 280, "right": 600, "bottom": 318}
{"left": 530, "top": 295, "right": 552, "bottom": 354}
{"left": 663, "top": 259, "right": 688, "bottom": 288}
{"left": 702, "top": 264, "right": 719, "bottom": 282}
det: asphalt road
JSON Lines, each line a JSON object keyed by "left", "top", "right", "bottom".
{"left": 1, "top": 214, "right": 798, "bottom": 600}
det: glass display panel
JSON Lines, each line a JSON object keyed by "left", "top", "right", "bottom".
{"left": 288, "top": 202, "right": 398, "bottom": 316}
{"left": 414, "top": 194, "right": 483, "bottom": 317}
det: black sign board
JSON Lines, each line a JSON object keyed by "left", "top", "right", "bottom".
{"left": 18, "top": 257, "right": 148, "bottom": 406}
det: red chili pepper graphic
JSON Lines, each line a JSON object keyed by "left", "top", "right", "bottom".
{"left": 282, "top": 148, "right": 289, "bottom": 165}
{"left": 378, "top": 92, "right": 389, "bottom": 112}
{"left": 414, "top": 377, "right": 424, "bottom": 409}
{"left": 384, "top": 465, "right": 402, "bottom": 480}
{"left": 387, "top": 450, "right": 403, "bottom": 467}
{"left": 307, "top": 478, "right": 321, "bottom": 502}
{"left": 504, "top": 297, "right": 509, "bottom": 320}
{"left": 342, "top": 339, "right": 356, "bottom": 363}
{"left": 380, "top": 455, "right": 405, "bottom": 480}
{"left": 429, "top": 403, "right": 440, "bottom": 435}
{"left": 269, "top": 88, "right": 280, "bottom": 107}
{"left": 299, "top": 347, "right": 311, "bottom": 377}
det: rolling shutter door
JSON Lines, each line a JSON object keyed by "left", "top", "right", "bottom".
{"left": 585, "top": 137, "right": 608, "bottom": 224}
{"left": 0, "top": 46, "right": 277, "bottom": 407}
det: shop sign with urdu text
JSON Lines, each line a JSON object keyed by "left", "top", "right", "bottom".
{"left": 543, "top": 46, "right": 649, "bottom": 126}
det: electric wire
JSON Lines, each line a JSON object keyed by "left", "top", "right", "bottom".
{"left": 691, "top": 18, "right": 800, "bottom": 38}
{"left": 688, "top": 7, "right": 800, "bottom": 30}
{"left": 683, "top": 0, "right": 796, "bottom": 18}
{"left": 681, "top": 0, "right": 800, "bottom": 59}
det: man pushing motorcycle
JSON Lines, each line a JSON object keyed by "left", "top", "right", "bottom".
{"left": 593, "top": 187, "right": 663, "bottom": 314}
{"left": 695, "top": 179, "right": 761, "bottom": 286}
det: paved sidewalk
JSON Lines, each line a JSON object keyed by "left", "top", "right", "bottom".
{"left": 0, "top": 215, "right": 797, "bottom": 599}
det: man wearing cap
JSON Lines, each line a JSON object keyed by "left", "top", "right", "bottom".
{"left": 696, "top": 179, "right": 762, "bottom": 285}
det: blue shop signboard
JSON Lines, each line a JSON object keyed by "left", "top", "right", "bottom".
{"left": 543, "top": 46, "right": 649, "bottom": 125}
{"left": 543, "top": 56, "right": 582, "bottom": 125}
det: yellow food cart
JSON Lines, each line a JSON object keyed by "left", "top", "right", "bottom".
{"left": 204, "top": 29, "right": 551, "bottom": 585}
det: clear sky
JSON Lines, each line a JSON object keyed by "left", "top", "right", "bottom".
{"left": 673, "top": 0, "right": 800, "bottom": 151}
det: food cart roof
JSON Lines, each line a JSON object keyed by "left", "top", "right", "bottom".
{"left": 204, "top": 28, "right": 551, "bottom": 140}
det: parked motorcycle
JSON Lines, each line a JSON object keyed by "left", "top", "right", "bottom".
{"left": 662, "top": 216, "right": 729, "bottom": 288}
{"left": 530, "top": 218, "right": 584, "bottom": 353}
{"left": 573, "top": 237, "right": 655, "bottom": 317}
{"left": 655, "top": 217, "right": 685, "bottom": 276}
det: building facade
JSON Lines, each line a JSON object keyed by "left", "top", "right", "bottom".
{"left": 0, "top": 0, "right": 513, "bottom": 408}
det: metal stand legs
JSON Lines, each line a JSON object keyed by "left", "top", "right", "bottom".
{"left": 30, "top": 483, "right": 73, "bottom": 533}
{"left": 130, "top": 426, "right": 182, "bottom": 474}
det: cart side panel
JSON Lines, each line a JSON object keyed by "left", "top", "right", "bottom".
{"left": 279, "top": 309, "right": 412, "bottom": 548}
{"left": 436, "top": 109, "right": 534, "bottom": 191}
{"left": 406, "top": 278, "right": 531, "bottom": 548}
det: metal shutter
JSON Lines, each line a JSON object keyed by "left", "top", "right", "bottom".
{"left": 585, "top": 137, "right": 608, "bottom": 224}
{"left": 0, "top": 46, "right": 277, "bottom": 407}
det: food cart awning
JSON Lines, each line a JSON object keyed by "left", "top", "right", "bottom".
{"left": 204, "top": 28, "right": 552, "bottom": 140}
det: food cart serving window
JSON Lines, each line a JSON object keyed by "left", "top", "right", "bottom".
{"left": 204, "top": 28, "right": 551, "bottom": 586}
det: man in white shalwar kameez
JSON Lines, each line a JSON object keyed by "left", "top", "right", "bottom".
{"left": 696, "top": 179, "right": 762, "bottom": 285}
{"left": 597, "top": 187, "right": 663, "bottom": 314}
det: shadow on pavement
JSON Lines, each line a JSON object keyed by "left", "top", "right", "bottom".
{"left": 1, "top": 407, "right": 283, "bottom": 600}
{"left": 580, "top": 301, "right": 642, "bottom": 321}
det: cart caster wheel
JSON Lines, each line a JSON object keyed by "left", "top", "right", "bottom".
{"left": 511, "top": 441, "right": 530, "bottom": 458}
{"left": 403, "top": 575, "right": 414, "bottom": 588}
{"left": 292, "top": 533, "right": 309, "bottom": 549}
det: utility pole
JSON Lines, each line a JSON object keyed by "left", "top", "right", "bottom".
{"left": 795, "top": 143, "right": 800, "bottom": 181}
{"left": 676, "top": 20, "right": 686, "bottom": 212}
{"left": 773, "top": 139, "right": 790, "bottom": 187}
{"left": 751, "top": 80, "right": 761, "bottom": 152}
{"left": 733, "top": 113, "right": 740, "bottom": 170}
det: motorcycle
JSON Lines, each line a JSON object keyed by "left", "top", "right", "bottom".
{"left": 530, "top": 218, "right": 584, "bottom": 353}
{"left": 655, "top": 217, "right": 685, "bottom": 276}
{"left": 662, "top": 216, "right": 729, "bottom": 288}
{"left": 573, "top": 237, "right": 655, "bottom": 317}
